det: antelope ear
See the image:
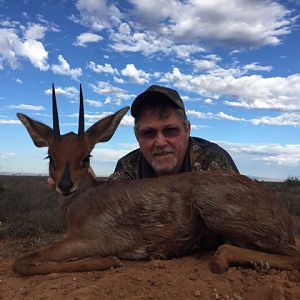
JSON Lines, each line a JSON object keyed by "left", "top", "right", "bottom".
{"left": 85, "top": 106, "right": 129, "bottom": 143}
{"left": 17, "top": 113, "right": 53, "bottom": 147}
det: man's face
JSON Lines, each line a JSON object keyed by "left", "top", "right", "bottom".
{"left": 136, "top": 107, "right": 190, "bottom": 176}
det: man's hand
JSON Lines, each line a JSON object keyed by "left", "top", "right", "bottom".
{"left": 47, "top": 177, "right": 56, "bottom": 188}
{"left": 47, "top": 166, "right": 96, "bottom": 188}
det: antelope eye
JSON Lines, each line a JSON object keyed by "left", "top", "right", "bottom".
{"left": 82, "top": 155, "right": 91, "bottom": 168}
{"left": 45, "top": 155, "right": 55, "bottom": 169}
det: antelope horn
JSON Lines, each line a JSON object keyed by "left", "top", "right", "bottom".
{"left": 78, "top": 84, "right": 85, "bottom": 137}
{"left": 52, "top": 83, "right": 61, "bottom": 138}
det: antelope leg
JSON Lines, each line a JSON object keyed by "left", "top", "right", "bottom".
{"left": 13, "top": 238, "right": 124, "bottom": 275}
{"left": 211, "top": 244, "right": 300, "bottom": 274}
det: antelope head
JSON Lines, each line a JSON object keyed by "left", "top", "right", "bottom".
{"left": 17, "top": 84, "right": 129, "bottom": 195}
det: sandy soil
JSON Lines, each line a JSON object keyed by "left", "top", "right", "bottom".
{"left": 1, "top": 238, "right": 300, "bottom": 300}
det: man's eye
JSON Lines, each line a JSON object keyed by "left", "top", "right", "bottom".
{"left": 162, "top": 127, "right": 181, "bottom": 137}
{"left": 139, "top": 129, "right": 157, "bottom": 139}
{"left": 82, "top": 155, "right": 91, "bottom": 168}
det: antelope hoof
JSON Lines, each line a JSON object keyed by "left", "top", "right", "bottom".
{"left": 110, "top": 257, "right": 125, "bottom": 269}
{"left": 97, "top": 256, "right": 125, "bottom": 271}
{"left": 210, "top": 247, "right": 230, "bottom": 274}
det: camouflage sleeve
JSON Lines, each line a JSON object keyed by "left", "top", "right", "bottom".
{"left": 190, "top": 139, "right": 239, "bottom": 174}
{"left": 196, "top": 151, "right": 239, "bottom": 174}
{"left": 106, "top": 170, "right": 136, "bottom": 182}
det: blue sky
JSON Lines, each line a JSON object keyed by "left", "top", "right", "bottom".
{"left": 0, "top": 0, "right": 300, "bottom": 180}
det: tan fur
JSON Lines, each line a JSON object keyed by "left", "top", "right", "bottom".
{"left": 14, "top": 105, "right": 300, "bottom": 276}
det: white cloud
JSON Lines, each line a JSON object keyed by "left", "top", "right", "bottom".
{"left": 189, "top": 54, "right": 221, "bottom": 71}
{"left": 129, "top": 0, "right": 295, "bottom": 48}
{"left": 0, "top": 119, "right": 20, "bottom": 124}
{"left": 187, "top": 110, "right": 208, "bottom": 119}
{"left": 120, "top": 115, "right": 134, "bottom": 126}
{"left": 223, "top": 74, "right": 300, "bottom": 110}
{"left": 0, "top": 152, "right": 15, "bottom": 159}
{"left": 188, "top": 109, "right": 300, "bottom": 127}
{"left": 91, "top": 81, "right": 125, "bottom": 95}
{"left": 104, "top": 97, "right": 112, "bottom": 104}
{"left": 71, "top": 0, "right": 296, "bottom": 61}
{"left": 51, "top": 55, "right": 82, "bottom": 80}
{"left": 114, "top": 76, "right": 125, "bottom": 84}
{"left": 87, "top": 61, "right": 119, "bottom": 75}
{"left": 45, "top": 86, "right": 79, "bottom": 99}
{"left": 110, "top": 24, "right": 169, "bottom": 54}
{"left": 162, "top": 67, "right": 300, "bottom": 111}
{"left": 0, "top": 19, "right": 20, "bottom": 28}
{"left": 16, "top": 78, "right": 23, "bottom": 84}
{"left": 36, "top": 14, "right": 60, "bottom": 32}
{"left": 24, "top": 23, "right": 46, "bottom": 40}
{"left": 8, "top": 104, "right": 45, "bottom": 111}
{"left": 250, "top": 112, "right": 300, "bottom": 127}
{"left": 0, "top": 26, "right": 49, "bottom": 70}
{"left": 170, "top": 44, "right": 205, "bottom": 58}
{"left": 74, "top": 0, "right": 121, "bottom": 31}
{"left": 92, "top": 148, "right": 132, "bottom": 162}
{"left": 204, "top": 98, "right": 213, "bottom": 104}
{"left": 78, "top": 111, "right": 132, "bottom": 126}
{"left": 217, "top": 111, "right": 246, "bottom": 121}
{"left": 21, "top": 39, "right": 49, "bottom": 70}
{"left": 90, "top": 81, "right": 131, "bottom": 105}
{"left": 243, "top": 62, "right": 273, "bottom": 72}
{"left": 218, "top": 141, "right": 300, "bottom": 166}
{"left": 71, "top": 111, "right": 112, "bottom": 121}
{"left": 110, "top": 23, "right": 204, "bottom": 58}
{"left": 85, "top": 99, "right": 103, "bottom": 108}
{"left": 74, "top": 32, "right": 103, "bottom": 47}
{"left": 187, "top": 109, "right": 246, "bottom": 122}
{"left": 191, "top": 124, "right": 209, "bottom": 130}
{"left": 121, "top": 64, "right": 150, "bottom": 84}
{"left": 191, "top": 59, "right": 218, "bottom": 71}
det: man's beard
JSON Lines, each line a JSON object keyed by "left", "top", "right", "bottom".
{"left": 151, "top": 147, "right": 178, "bottom": 176}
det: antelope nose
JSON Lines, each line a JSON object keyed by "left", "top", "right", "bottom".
{"left": 58, "top": 180, "right": 73, "bottom": 194}
{"left": 59, "top": 162, "right": 73, "bottom": 194}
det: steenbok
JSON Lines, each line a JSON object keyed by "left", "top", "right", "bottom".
{"left": 14, "top": 84, "right": 299, "bottom": 275}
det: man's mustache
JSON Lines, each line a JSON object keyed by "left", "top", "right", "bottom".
{"left": 152, "top": 147, "right": 175, "bottom": 155}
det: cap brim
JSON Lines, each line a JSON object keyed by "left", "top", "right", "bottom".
{"left": 131, "top": 91, "right": 180, "bottom": 117}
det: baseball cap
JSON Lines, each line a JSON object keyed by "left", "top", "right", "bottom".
{"left": 131, "top": 85, "right": 185, "bottom": 117}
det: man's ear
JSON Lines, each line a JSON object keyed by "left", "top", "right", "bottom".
{"left": 186, "top": 120, "right": 191, "bottom": 135}
{"left": 85, "top": 106, "right": 129, "bottom": 144}
{"left": 17, "top": 113, "right": 53, "bottom": 147}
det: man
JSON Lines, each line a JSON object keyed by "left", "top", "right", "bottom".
{"left": 108, "top": 85, "right": 238, "bottom": 181}
{"left": 48, "top": 85, "right": 238, "bottom": 186}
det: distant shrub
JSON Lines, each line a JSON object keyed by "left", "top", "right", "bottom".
{"left": 284, "top": 176, "right": 300, "bottom": 187}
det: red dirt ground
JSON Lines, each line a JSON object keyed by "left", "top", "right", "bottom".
{"left": 1, "top": 238, "right": 300, "bottom": 300}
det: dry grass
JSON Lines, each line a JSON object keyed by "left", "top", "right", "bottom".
{"left": 0, "top": 175, "right": 65, "bottom": 240}
{"left": 262, "top": 179, "right": 300, "bottom": 235}
{"left": 0, "top": 175, "right": 299, "bottom": 242}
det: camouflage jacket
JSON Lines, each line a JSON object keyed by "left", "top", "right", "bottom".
{"left": 107, "top": 137, "right": 239, "bottom": 181}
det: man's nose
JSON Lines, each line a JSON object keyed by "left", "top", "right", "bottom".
{"left": 154, "top": 131, "right": 167, "bottom": 146}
